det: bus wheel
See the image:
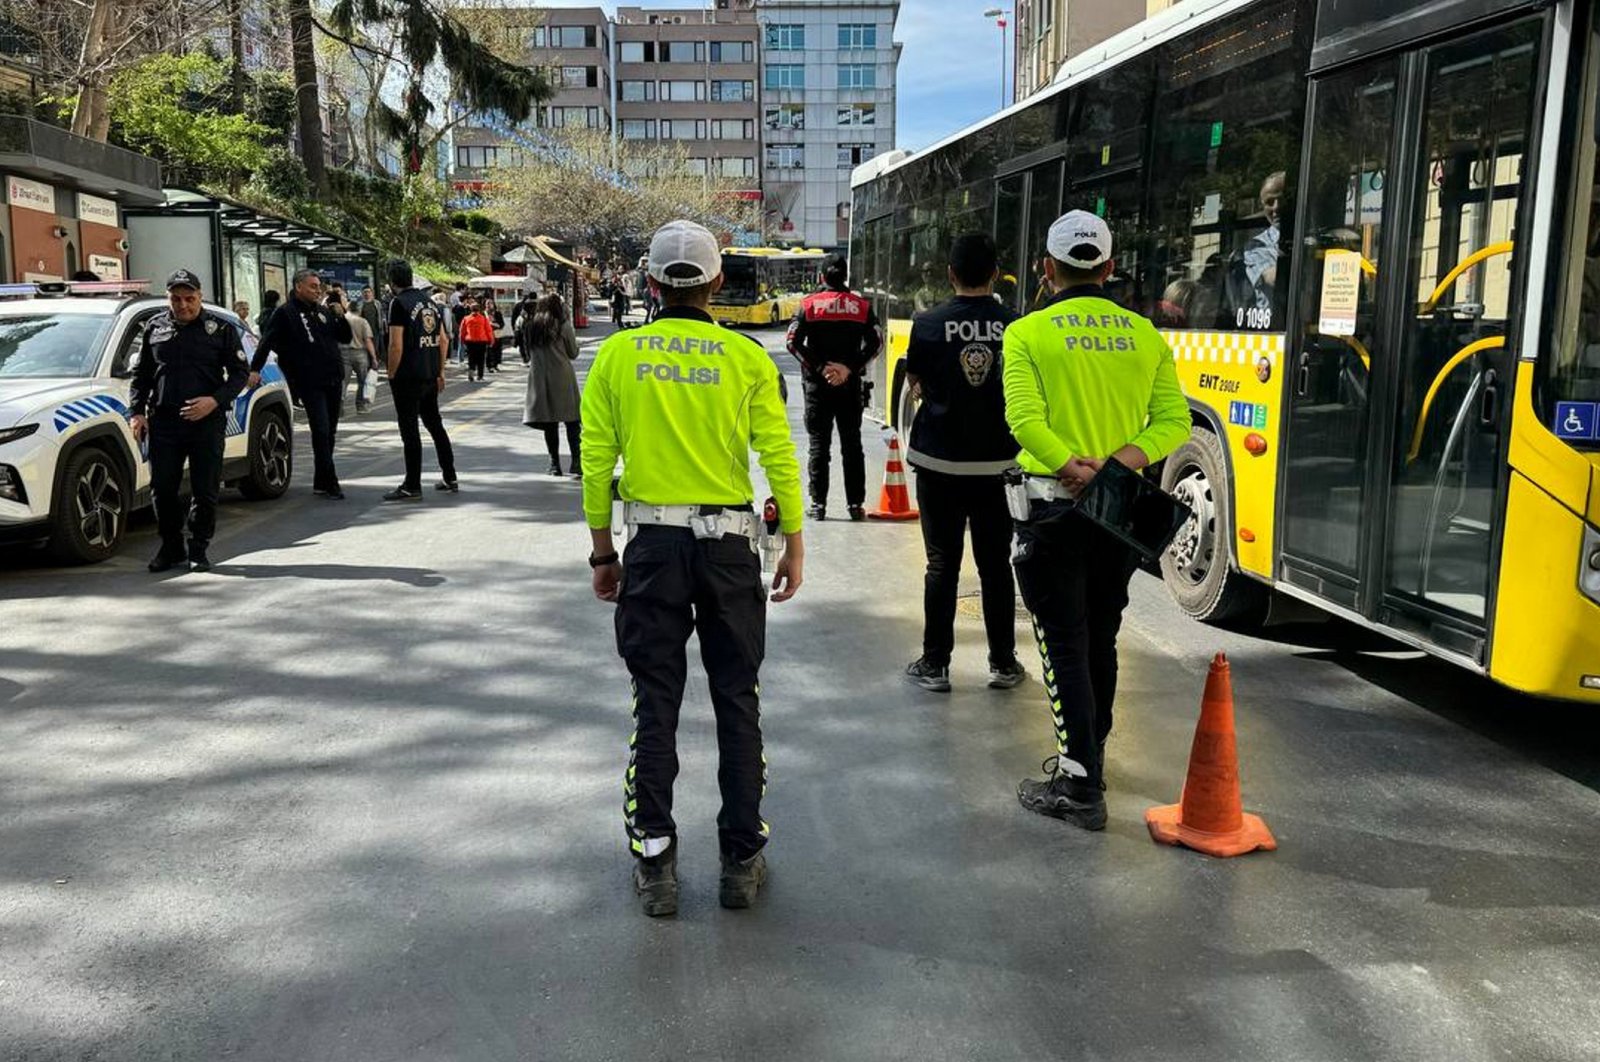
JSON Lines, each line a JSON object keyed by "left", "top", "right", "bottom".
{"left": 770, "top": 303, "right": 781, "bottom": 325}
{"left": 1158, "top": 429, "right": 1267, "bottom": 624}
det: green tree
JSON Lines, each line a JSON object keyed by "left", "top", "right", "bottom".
{"left": 107, "top": 52, "right": 272, "bottom": 187}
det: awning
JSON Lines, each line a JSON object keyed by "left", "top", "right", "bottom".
{"left": 132, "top": 188, "right": 381, "bottom": 262}
{"left": 526, "top": 235, "right": 597, "bottom": 279}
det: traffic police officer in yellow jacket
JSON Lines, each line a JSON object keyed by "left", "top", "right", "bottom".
{"left": 1002, "top": 210, "right": 1190, "bottom": 830}
{"left": 582, "top": 220, "right": 805, "bottom": 917}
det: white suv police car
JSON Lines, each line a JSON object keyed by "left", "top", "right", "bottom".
{"left": 0, "top": 283, "right": 294, "bottom": 564}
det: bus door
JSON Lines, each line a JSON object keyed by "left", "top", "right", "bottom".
{"left": 1279, "top": 17, "right": 1544, "bottom": 660}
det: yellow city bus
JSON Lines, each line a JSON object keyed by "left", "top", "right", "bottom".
{"left": 711, "top": 248, "right": 827, "bottom": 326}
{"left": 849, "top": 0, "right": 1600, "bottom": 702}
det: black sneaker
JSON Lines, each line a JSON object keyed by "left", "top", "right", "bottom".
{"left": 383, "top": 486, "right": 422, "bottom": 501}
{"left": 314, "top": 486, "right": 346, "bottom": 500}
{"left": 905, "top": 656, "right": 952, "bottom": 692}
{"left": 147, "top": 546, "right": 187, "bottom": 573}
{"left": 633, "top": 847, "right": 678, "bottom": 918}
{"left": 847, "top": 505, "right": 866, "bottom": 522}
{"left": 434, "top": 480, "right": 459, "bottom": 492}
{"left": 1017, "top": 757, "right": 1107, "bottom": 831}
{"left": 806, "top": 503, "right": 826, "bottom": 521}
{"left": 719, "top": 851, "right": 768, "bottom": 910}
{"left": 547, "top": 463, "right": 562, "bottom": 477}
{"left": 187, "top": 544, "right": 212, "bottom": 573}
{"left": 988, "top": 656, "right": 1027, "bottom": 689}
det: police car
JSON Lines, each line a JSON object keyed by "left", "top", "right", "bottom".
{"left": 0, "top": 281, "right": 295, "bottom": 564}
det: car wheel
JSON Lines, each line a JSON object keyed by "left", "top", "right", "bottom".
{"left": 49, "top": 445, "right": 129, "bottom": 564}
{"left": 238, "top": 408, "right": 291, "bottom": 500}
{"left": 1158, "top": 428, "right": 1268, "bottom": 624}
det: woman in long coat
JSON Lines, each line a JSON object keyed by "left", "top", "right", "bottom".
{"left": 521, "top": 293, "right": 583, "bottom": 476}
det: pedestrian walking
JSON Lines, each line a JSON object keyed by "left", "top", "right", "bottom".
{"left": 581, "top": 220, "right": 804, "bottom": 918}
{"left": 233, "top": 300, "right": 256, "bottom": 339}
{"left": 357, "top": 285, "right": 383, "bottom": 341}
{"left": 127, "top": 269, "right": 250, "bottom": 573}
{"left": 256, "top": 290, "right": 280, "bottom": 335}
{"left": 460, "top": 299, "right": 494, "bottom": 380}
{"left": 337, "top": 291, "right": 377, "bottom": 414}
{"left": 786, "top": 253, "right": 883, "bottom": 521}
{"left": 611, "top": 284, "right": 629, "bottom": 327}
{"left": 521, "top": 293, "right": 582, "bottom": 477}
{"left": 902, "top": 233, "right": 1026, "bottom": 693}
{"left": 487, "top": 298, "right": 510, "bottom": 372}
{"left": 251, "top": 269, "right": 353, "bottom": 499}
{"left": 1003, "top": 211, "right": 1190, "bottom": 830}
{"left": 381, "top": 259, "right": 458, "bottom": 501}
{"left": 512, "top": 289, "right": 539, "bottom": 365}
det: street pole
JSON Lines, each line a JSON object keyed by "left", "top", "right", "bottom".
{"left": 984, "top": 9, "right": 1010, "bottom": 109}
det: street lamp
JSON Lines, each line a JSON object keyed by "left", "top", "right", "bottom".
{"left": 984, "top": 8, "right": 1010, "bottom": 109}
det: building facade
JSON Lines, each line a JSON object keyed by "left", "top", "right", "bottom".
{"left": 1013, "top": 0, "right": 1179, "bottom": 101}
{"left": 758, "top": 0, "right": 899, "bottom": 249}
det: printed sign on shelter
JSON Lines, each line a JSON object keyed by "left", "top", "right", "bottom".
{"left": 88, "top": 254, "right": 123, "bottom": 280}
{"left": 77, "top": 193, "right": 119, "bottom": 227}
{"left": 7, "top": 175, "right": 55, "bottom": 214}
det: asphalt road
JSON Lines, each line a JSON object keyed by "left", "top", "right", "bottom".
{"left": 2, "top": 324, "right": 1599, "bottom": 1061}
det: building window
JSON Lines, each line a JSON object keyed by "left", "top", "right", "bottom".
{"left": 838, "top": 24, "right": 877, "bottom": 50}
{"left": 838, "top": 64, "right": 876, "bottom": 89}
{"left": 661, "top": 119, "right": 706, "bottom": 140}
{"left": 619, "top": 41, "right": 652, "bottom": 62}
{"left": 559, "top": 65, "right": 597, "bottom": 89}
{"left": 765, "top": 64, "right": 805, "bottom": 90}
{"left": 622, "top": 119, "right": 656, "bottom": 140}
{"left": 660, "top": 41, "right": 705, "bottom": 63}
{"left": 764, "top": 104, "right": 805, "bottom": 130}
{"left": 709, "top": 41, "right": 754, "bottom": 64}
{"left": 620, "top": 80, "right": 655, "bottom": 102}
{"left": 838, "top": 142, "right": 875, "bottom": 168}
{"left": 710, "top": 119, "right": 754, "bottom": 140}
{"left": 685, "top": 158, "right": 708, "bottom": 177}
{"left": 660, "top": 80, "right": 706, "bottom": 102}
{"left": 765, "top": 144, "right": 805, "bottom": 170}
{"left": 765, "top": 24, "right": 805, "bottom": 50}
{"left": 717, "top": 156, "right": 755, "bottom": 179}
{"left": 711, "top": 80, "right": 755, "bottom": 102}
{"left": 837, "top": 103, "right": 877, "bottom": 126}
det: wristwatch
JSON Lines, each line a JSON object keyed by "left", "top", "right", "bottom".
{"left": 589, "top": 551, "right": 620, "bottom": 568}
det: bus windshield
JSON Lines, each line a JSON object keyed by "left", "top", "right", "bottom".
{"left": 714, "top": 256, "right": 761, "bottom": 304}
{"left": 0, "top": 314, "right": 111, "bottom": 378}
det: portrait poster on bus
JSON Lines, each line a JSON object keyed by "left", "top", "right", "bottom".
{"left": 1318, "top": 249, "right": 1361, "bottom": 336}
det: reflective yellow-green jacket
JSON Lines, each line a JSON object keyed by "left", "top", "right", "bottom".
{"left": 1001, "top": 286, "right": 1190, "bottom": 475}
{"left": 580, "top": 306, "right": 804, "bottom": 532}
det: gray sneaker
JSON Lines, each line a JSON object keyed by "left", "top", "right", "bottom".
{"left": 905, "top": 657, "right": 952, "bottom": 692}
{"left": 988, "top": 656, "right": 1027, "bottom": 689}
{"left": 719, "top": 851, "right": 768, "bottom": 909}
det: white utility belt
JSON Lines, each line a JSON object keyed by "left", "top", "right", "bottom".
{"left": 1003, "top": 474, "right": 1071, "bottom": 521}
{"left": 622, "top": 502, "right": 762, "bottom": 543}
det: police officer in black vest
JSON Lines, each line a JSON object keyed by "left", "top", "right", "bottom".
{"left": 902, "top": 234, "right": 1025, "bottom": 692}
{"left": 249, "top": 268, "right": 352, "bottom": 498}
{"left": 128, "top": 269, "right": 250, "bottom": 573}
{"left": 381, "top": 260, "right": 458, "bottom": 500}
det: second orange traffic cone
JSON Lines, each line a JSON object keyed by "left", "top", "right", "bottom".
{"left": 867, "top": 431, "right": 919, "bottom": 521}
{"left": 1145, "top": 652, "right": 1276, "bottom": 858}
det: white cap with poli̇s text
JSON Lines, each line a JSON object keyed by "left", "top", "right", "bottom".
{"left": 1046, "top": 210, "right": 1113, "bottom": 269}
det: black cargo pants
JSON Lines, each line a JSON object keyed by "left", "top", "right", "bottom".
{"left": 148, "top": 409, "right": 227, "bottom": 553}
{"left": 1011, "top": 503, "right": 1139, "bottom": 788}
{"left": 803, "top": 378, "right": 865, "bottom": 509}
{"left": 616, "top": 523, "right": 769, "bottom": 861}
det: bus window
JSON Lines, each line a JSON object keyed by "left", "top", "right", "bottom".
{"left": 1145, "top": 0, "right": 1304, "bottom": 332}
{"left": 1550, "top": 15, "right": 1600, "bottom": 418}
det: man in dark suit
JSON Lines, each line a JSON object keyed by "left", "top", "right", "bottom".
{"left": 250, "top": 268, "right": 353, "bottom": 498}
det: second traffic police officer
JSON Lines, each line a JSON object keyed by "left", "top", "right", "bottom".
{"left": 128, "top": 268, "right": 251, "bottom": 574}
{"left": 1002, "top": 210, "right": 1190, "bottom": 830}
{"left": 581, "top": 219, "right": 805, "bottom": 918}
{"left": 786, "top": 253, "right": 882, "bottom": 521}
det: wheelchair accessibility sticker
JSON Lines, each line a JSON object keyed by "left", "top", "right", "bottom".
{"left": 1229, "top": 401, "right": 1268, "bottom": 430}
{"left": 1554, "top": 402, "right": 1597, "bottom": 441}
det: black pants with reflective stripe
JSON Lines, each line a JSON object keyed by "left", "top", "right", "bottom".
{"left": 803, "top": 379, "right": 865, "bottom": 509}
{"left": 914, "top": 468, "right": 1016, "bottom": 666}
{"left": 615, "top": 525, "right": 768, "bottom": 860}
{"left": 148, "top": 410, "right": 226, "bottom": 552}
{"left": 1012, "top": 504, "right": 1138, "bottom": 786}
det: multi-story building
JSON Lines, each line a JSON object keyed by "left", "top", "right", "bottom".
{"left": 757, "top": 0, "right": 899, "bottom": 249}
{"left": 1012, "top": 0, "right": 1178, "bottom": 101}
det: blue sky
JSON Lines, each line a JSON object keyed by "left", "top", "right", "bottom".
{"left": 523, "top": 0, "right": 1006, "bottom": 152}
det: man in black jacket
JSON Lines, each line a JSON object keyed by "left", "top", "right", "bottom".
{"left": 128, "top": 269, "right": 251, "bottom": 573}
{"left": 250, "top": 268, "right": 353, "bottom": 498}
{"left": 786, "top": 254, "right": 882, "bottom": 521}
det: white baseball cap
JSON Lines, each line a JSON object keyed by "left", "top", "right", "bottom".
{"left": 647, "top": 220, "right": 722, "bottom": 287}
{"left": 1046, "top": 210, "right": 1113, "bottom": 269}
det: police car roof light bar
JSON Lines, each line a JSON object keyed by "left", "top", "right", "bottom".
{"left": 0, "top": 280, "right": 151, "bottom": 300}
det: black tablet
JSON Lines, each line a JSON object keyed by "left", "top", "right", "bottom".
{"left": 1071, "top": 458, "right": 1193, "bottom": 562}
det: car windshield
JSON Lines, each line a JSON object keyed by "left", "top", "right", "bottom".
{"left": 0, "top": 314, "right": 110, "bottom": 378}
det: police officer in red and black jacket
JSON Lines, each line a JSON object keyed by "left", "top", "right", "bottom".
{"left": 786, "top": 254, "right": 883, "bottom": 521}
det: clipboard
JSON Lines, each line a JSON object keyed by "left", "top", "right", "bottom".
{"left": 1069, "top": 457, "right": 1193, "bottom": 562}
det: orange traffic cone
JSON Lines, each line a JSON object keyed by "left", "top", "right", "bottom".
{"left": 867, "top": 431, "right": 919, "bottom": 521}
{"left": 1145, "top": 653, "right": 1276, "bottom": 857}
